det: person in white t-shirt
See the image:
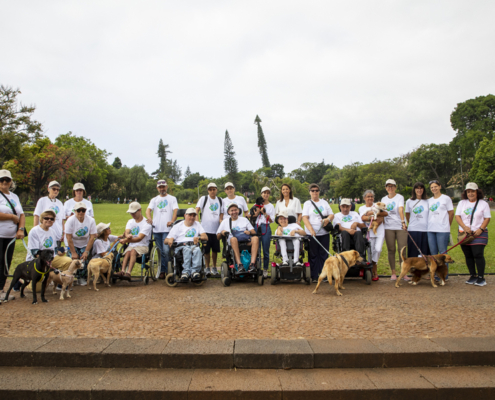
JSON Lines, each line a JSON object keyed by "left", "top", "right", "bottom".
{"left": 359, "top": 190, "right": 388, "bottom": 281}
{"left": 145, "top": 179, "right": 178, "bottom": 279}
{"left": 64, "top": 183, "right": 94, "bottom": 219}
{"left": 333, "top": 198, "right": 367, "bottom": 259}
{"left": 166, "top": 208, "right": 207, "bottom": 281}
{"left": 405, "top": 182, "right": 430, "bottom": 258}
{"left": 119, "top": 202, "right": 152, "bottom": 280}
{"left": 217, "top": 203, "right": 259, "bottom": 274}
{"left": 34, "top": 180, "right": 65, "bottom": 246}
{"left": 220, "top": 182, "right": 249, "bottom": 221}
{"left": 274, "top": 210, "right": 306, "bottom": 265}
{"left": 195, "top": 182, "right": 223, "bottom": 276}
{"left": 455, "top": 182, "right": 491, "bottom": 287}
{"left": 92, "top": 222, "right": 121, "bottom": 258}
{"left": 274, "top": 183, "right": 303, "bottom": 224}
{"left": 381, "top": 179, "right": 407, "bottom": 281}
{"left": 302, "top": 183, "right": 334, "bottom": 282}
{"left": 252, "top": 186, "right": 276, "bottom": 278}
{"left": 65, "top": 201, "right": 97, "bottom": 286}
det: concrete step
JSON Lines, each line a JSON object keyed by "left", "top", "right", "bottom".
{"left": 1, "top": 365, "right": 495, "bottom": 399}
{"left": 1, "top": 336, "right": 495, "bottom": 370}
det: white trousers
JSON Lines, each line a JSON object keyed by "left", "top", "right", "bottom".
{"left": 279, "top": 239, "right": 300, "bottom": 262}
{"left": 369, "top": 236, "right": 385, "bottom": 263}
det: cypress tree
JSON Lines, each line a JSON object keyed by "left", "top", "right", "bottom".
{"left": 255, "top": 115, "right": 270, "bottom": 168}
{"left": 153, "top": 139, "right": 171, "bottom": 176}
{"left": 184, "top": 165, "right": 191, "bottom": 179}
{"left": 224, "top": 130, "right": 239, "bottom": 185}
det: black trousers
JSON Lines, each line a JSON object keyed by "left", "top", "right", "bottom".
{"left": 407, "top": 231, "right": 430, "bottom": 257}
{"left": 461, "top": 244, "right": 486, "bottom": 278}
{"left": 340, "top": 231, "right": 366, "bottom": 258}
{"left": 309, "top": 234, "right": 330, "bottom": 280}
{"left": 0, "top": 237, "right": 16, "bottom": 291}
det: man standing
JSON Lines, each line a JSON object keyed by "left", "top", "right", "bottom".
{"left": 220, "top": 182, "right": 248, "bottom": 221}
{"left": 195, "top": 182, "right": 223, "bottom": 276}
{"left": 146, "top": 179, "right": 178, "bottom": 279}
{"left": 33, "top": 181, "right": 65, "bottom": 246}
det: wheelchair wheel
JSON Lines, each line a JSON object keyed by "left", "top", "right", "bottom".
{"left": 257, "top": 272, "right": 264, "bottom": 286}
{"left": 144, "top": 276, "right": 149, "bottom": 285}
{"left": 193, "top": 280, "right": 205, "bottom": 286}
{"left": 365, "top": 269, "right": 372, "bottom": 285}
{"left": 149, "top": 245, "right": 160, "bottom": 282}
{"left": 305, "top": 266, "right": 311, "bottom": 285}
{"left": 165, "top": 273, "right": 177, "bottom": 287}
{"left": 270, "top": 266, "right": 277, "bottom": 285}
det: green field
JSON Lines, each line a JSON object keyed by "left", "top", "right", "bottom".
{"left": 8, "top": 203, "right": 494, "bottom": 276}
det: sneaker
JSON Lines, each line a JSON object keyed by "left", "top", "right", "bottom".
{"left": 390, "top": 274, "right": 397, "bottom": 281}
{"left": 312, "top": 279, "right": 318, "bottom": 283}
{"left": 237, "top": 264, "right": 246, "bottom": 274}
{"left": 281, "top": 261, "right": 289, "bottom": 266}
{"left": 13, "top": 288, "right": 20, "bottom": 292}
{"left": 403, "top": 276, "right": 411, "bottom": 281}
{"left": 248, "top": 263, "right": 257, "bottom": 273}
{"left": 295, "top": 261, "right": 303, "bottom": 266}
{"left": 323, "top": 278, "right": 328, "bottom": 283}
{"left": 192, "top": 272, "right": 201, "bottom": 281}
{"left": 56, "top": 285, "right": 63, "bottom": 291}
{"left": 465, "top": 275, "right": 478, "bottom": 285}
{"left": 205, "top": 268, "right": 211, "bottom": 277}
{"left": 180, "top": 274, "right": 189, "bottom": 282}
{"left": 211, "top": 267, "right": 218, "bottom": 276}
{"left": 474, "top": 277, "right": 487, "bottom": 287}
{"left": 78, "top": 278, "right": 87, "bottom": 286}
{"left": 263, "top": 270, "right": 268, "bottom": 278}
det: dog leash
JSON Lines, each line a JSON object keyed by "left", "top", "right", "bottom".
{"left": 441, "top": 234, "right": 473, "bottom": 254}
{"left": 404, "top": 229, "right": 431, "bottom": 265}
{"left": 311, "top": 234, "right": 332, "bottom": 256}
{"left": 3, "top": 237, "right": 29, "bottom": 277}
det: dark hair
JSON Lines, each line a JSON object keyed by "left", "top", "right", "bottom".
{"left": 410, "top": 182, "right": 428, "bottom": 200}
{"left": 279, "top": 184, "right": 293, "bottom": 202}
{"left": 461, "top": 188, "right": 484, "bottom": 200}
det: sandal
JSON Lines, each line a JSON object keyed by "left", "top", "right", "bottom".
{"left": 372, "top": 275, "right": 379, "bottom": 281}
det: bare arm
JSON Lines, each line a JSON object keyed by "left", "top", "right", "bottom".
{"left": 145, "top": 208, "right": 153, "bottom": 224}
{"left": 297, "top": 213, "right": 302, "bottom": 224}
{"left": 195, "top": 207, "right": 201, "bottom": 222}
{"left": 66, "top": 234, "right": 78, "bottom": 259}
{"left": 405, "top": 212, "right": 410, "bottom": 224}
{"left": 448, "top": 210, "right": 454, "bottom": 226}
{"left": 302, "top": 216, "right": 315, "bottom": 236}
{"left": 34, "top": 215, "right": 40, "bottom": 227}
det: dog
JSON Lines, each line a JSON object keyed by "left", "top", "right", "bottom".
{"left": 87, "top": 252, "right": 115, "bottom": 291}
{"left": 370, "top": 202, "right": 387, "bottom": 234}
{"left": 249, "top": 197, "right": 265, "bottom": 226}
{"left": 313, "top": 250, "right": 364, "bottom": 296}
{"left": 3, "top": 249, "right": 55, "bottom": 305}
{"left": 395, "top": 247, "right": 454, "bottom": 288}
{"left": 46, "top": 259, "right": 82, "bottom": 300}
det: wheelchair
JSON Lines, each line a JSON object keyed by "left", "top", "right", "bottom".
{"left": 165, "top": 241, "right": 208, "bottom": 287}
{"left": 270, "top": 235, "right": 311, "bottom": 285}
{"left": 331, "top": 224, "right": 373, "bottom": 285}
{"left": 220, "top": 232, "right": 264, "bottom": 287}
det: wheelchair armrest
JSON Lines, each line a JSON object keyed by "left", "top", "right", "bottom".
{"left": 201, "top": 240, "right": 208, "bottom": 245}
{"left": 361, "top": 227, "right": 369, "bottom": 236}
{"left": 331, "top": 224, "right": 341, "bottom": 236}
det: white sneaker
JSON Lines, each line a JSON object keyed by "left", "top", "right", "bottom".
{"left": 205, "top": 268, "right": 211, "bottom": 277}
{"left": 263, "top": 270, "right": 268, "bottom": 278}
{"left": 211, "top": 267, "right": 218, "bottom": 275}
{"left": 78, "top": 278, "right": 87, "bottom": 286}
{"left": 295, "top": 261, "right": 303, "bottom": 266}
{"left": 192, "top": 272, "right": 200, "bottom": 280}
{"left": 56, "top": 285, "right": 63, "bottom": 291}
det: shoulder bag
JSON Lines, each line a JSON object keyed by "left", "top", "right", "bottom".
{"left": 310, "top": 200, "right": 333, "bottom": 233}
{"left": 457, "top": 199, "right": 479, "bottom": 244}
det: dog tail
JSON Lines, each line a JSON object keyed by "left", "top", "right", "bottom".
{"left": 400, "top": 246, "right": 407, "bottom": 263}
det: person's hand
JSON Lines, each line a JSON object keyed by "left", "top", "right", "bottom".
{"left": 193, "top": 237, "right": 199, "bottom": 245}
{"left": 401, "top": 222, "right": 407, "bottom": 231}
{"left": 16, "top": 229, "right": 24, "bottom": 240}
{"left": 146, "top": 218, "right": 153, "bottom": 225}
{"left": 57, "top": 251, "right": 64, "bottom": 256}
{"left": 222, "top": 230, "right": 228, "bottom": 237}
{"left": 309, "top": 228, "right": 316, "bottom": 236}
{"left": 348, "top": 229, "right": 356, "bottom": 235}
{"left": 474, "top": 228, "right": 483, "bottom": 237}
{"left": 72, "top": 253, "right": 80, "bottom": 260}
{"left": 351, "top": 222, "right": 358, "bottom": 230}
{"left": 120, "top": 238, "right": 128, "bottom": 244}
{"left": 463, "top": 226, "right": 472, "bottom": 235}
{"left": 366, "top": 211, "right": 373, "bottom": 216}
{"left": 11, "top": 214, "right": 20, "bottom": 224}
{"left": 323, "top": 218, "right": 329, "bottom": 227}
{"left": 244, "top": 230, "right": 250, "bottom": 235}
{"left": 290, "top": 230, "right": 296, "bottom": 237}
{"left": 167, "top": 221, "right": 173, "bottom": 227}
{"left": 81, "top": 251, "right": 88, "bottom": 261}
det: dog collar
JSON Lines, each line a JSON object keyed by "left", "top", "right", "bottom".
{"left": 33, "top": 260, "right": 49, "bottom": 276}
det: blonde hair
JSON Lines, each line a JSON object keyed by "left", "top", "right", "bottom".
{"left": 40, "top": 210, "right": 56, "bottom": 221}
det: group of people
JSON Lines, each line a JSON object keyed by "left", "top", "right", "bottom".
{"left": 0, "top": 166, "right": 492, "bottom": 301}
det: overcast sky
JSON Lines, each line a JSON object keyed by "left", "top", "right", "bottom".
{"left": 2, "top": 1, "right": 494, "bottom": 179}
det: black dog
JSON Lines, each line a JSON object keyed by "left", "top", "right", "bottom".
{"left": 4, "top": 249, "right": 55, "bottom": 305}
{"left": 249, "top": 197, "right": 265, "bottom": 226}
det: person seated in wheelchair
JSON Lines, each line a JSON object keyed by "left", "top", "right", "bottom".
{"left": 275, "top": 210, "right": 306, "bottom": 267}
{"left": 216, "top": 203, "right": 260, "bottom": 274}
{"left": 118, "top": 202, "right": 152, "bottom": 280}
{"left": 333, "top": 198, "right": 367, "bottom": 261}
{"left": 165, "top": 208, "right": 208, "bottom": 282}
{"left": 92, "top": 222, "right": 121, "bottom": 259}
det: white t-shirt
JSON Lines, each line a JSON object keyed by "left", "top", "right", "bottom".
{"left": 65, "top": 215, "right": 97, "bottom": 248}
{"left": 405, "top": 199, "right": 429, "bottom": 232}
{"left": 455, "top": 199, "right": 491, "bottom": 232}
{"left": 333, "top": 211, "right": 363, "bottom": 231}
{"left": 274, "top": 198, "right": 302, "bottom": 219}
{"left": 26, "top": 225, "right": 58, "bottom": 261}
{"left": 0, "top": 191, "right": 24, "bottom": 239}
{"left": 216, "top": 216, "right": 254, "bottom": 244}
{"left": 148, "top": 194, "right": 179, "bottom": 233}
{"left": 302, "top": 199, "right": 333, "bottom": 236}
{"left": 221, "top": 196, "right": 249, "bottom": 219}
{"left": 359, "top": 205, "right": 385, "bottom": 238}
{"left": 277, "top": 223, "right": 303, "bottom": 237}
{"left": 427, "top": 195, "right": 454, "bottom": 233}
{"left": 34, "top": 197, "right": 65, "bottom": 239}
{"left": 381, "top": 194, "right": 405, "bottom": 230}
{"left": 92, "top": 235, "right": 119, "bottom": 257}
{"left": 196, "top": 196, "right": 222, "bottom": 234}
{"left": 125, "top": 218, "right": 152, "bottom": 248}
{"left": 168, "top": 221, "right": 206, "bottom": 244}
{"left": 255, "top": 203, "right": 275, "bottom": 225}
{"left": 64, "top": 198, "right": 94, "bottom": 218}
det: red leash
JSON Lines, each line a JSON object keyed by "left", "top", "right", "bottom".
{"left": 441, "top": 233, "right": 474, "bottom": 254}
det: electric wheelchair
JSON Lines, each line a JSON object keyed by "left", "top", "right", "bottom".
{"left": 270, "top": 235, "right": 311, "bottom": 285}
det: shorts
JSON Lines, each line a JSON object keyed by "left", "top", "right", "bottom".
{"left": 124, "top": 246, "right": 149, "bottom": 256}
{"left": 204, "top": 233, "right": 221, "bottom": 253}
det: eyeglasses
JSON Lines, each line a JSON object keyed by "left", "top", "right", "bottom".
{"left": 429, "top": 180, "right": 440, "bottom": 185}
{"left": 76, "top": 209, "right": 86, "bottom": 213}
{"left": 50, "top": 187, "right": 60, "bottom": 191}
{"left": 0, "top": 178, "right": 12, "bottom": 183}
{"left": 43, "top": 217, "right": 55, "bottom": 221}
{"left": 310, "top": 189, "right": 320, "bottom": 192}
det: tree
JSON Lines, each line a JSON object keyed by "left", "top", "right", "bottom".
{"left": 153, "top": 139, "right": 171, "bottom": 176}
{"left": 184, "top": 165, "right": 191, "bottom": 179}
{"left": 408, "top": 144, "right": 457, "bottom": 187}
{"left": 289, "top": 160, "right": 333, "bottom": 185}
{"left": 182, "top": 172, "right": 205, "bottom": 189}
{"left": 271, "top": 163, "right": 285, "bottom": 179}
{"left": 470, "top": 136, "right": 495, "bottom": 192}
{"left": 255, "top": 115, "right": 270, "bottom": 168}
{"left": 224, "top": 130, "right": 238, "bottom": 186}
{"left": 0, "top": 85, "right": 43, "bottom": 166}
{"left": 168, "top": 159, "right": 182, "bottom": 183}
{"left": 112, "top": 157, "right": 122, "bottom": 169}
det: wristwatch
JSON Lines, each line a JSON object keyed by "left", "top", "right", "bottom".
{"left": 18, "top": 227, "right": 25, "bottom": 231}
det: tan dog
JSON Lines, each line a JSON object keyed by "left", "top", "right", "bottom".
{"left": 312, "top": 250, "right": 364, "bottom": 296}
{"left": 396, "top": 246, "right": 454, "bottom": 288}
{"left": 87, "top": 253, "right": 115, "bottom": 291}
{"left": 46, "top": 260, "right": 83, "bottom": 300}
{"left": 370, "top": 202, "right": 387, "bottom": 234}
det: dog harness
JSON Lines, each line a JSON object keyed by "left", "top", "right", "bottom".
{"left": 337, "top": 254, "right": 350, "bottom": 269}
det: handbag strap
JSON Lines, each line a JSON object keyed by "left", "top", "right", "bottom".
{"left": 469, "top": 199, "right": 479, "bottom": 229}
{"left": 0, "top": 192, "right": 17, "bottom": 216}
{"left": 310, "top": 200, "right": 325, "bottom": 220}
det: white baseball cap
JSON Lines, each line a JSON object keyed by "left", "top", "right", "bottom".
{"left": 277, "top": 210, "right": 289, "bottom": 219}
{"left": 73, "top": 201, "right": 87, "bottom": 210}
{"left": 341, "top": 198, "right": 352, "bottom": 206}
{"left": 73, "top": 183, "right": 86, "bottom": 191}
{"left": 0, "top": 170, "right": 12, "bottom": 179}
{"left": 48, "top": 180, "right": 60, "bottom": 188}
{"left": 227, "top": 203, "right": 239, "bottom": 211}
{"left": 385, "top": 179, "right": 397, "bottom": 186}
{"left": 127, "top": 202, "right": 141, "bottom": 214}
{"left": 465, "top": 182, "right": 479, "bottom": 191}
{"left": 96, "top": 222, "right": 111, "bottom": 236}
{"left": 185, "top": 208, "right": 197, "bottom": 215}
{"left": 261, "top": 186, "right": 271, "bottom": 194}
{"left": 224, "top": 182, "right": 235, "bottom": 189}
{"left": 207, "top": 182, "right": 217, "bottom": 189}
{"left": 157, "top": 179, "right": 167, "bottom": 187}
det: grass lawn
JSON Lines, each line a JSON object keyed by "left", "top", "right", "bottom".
{"left": 8, "top": 203, "right": 494, "bottom": 276}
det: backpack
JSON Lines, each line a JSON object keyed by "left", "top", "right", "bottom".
{"left": 201, "top": 196, "right": 222, "bottom": 217}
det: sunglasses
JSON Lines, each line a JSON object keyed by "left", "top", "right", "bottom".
{"left": 50, "top": 187, "right": 60, "bottom": 191}
{"left": 76, "top": 209, "right": 86, "bottom": 213}
{"left": 0, "top": 178, "right": 12, "bottom": 183}
{"left": 43, "top": 217, "right": 55, "bottom": 221}
{"left": 310, "top": 189, "right": 320, "bottom": 192}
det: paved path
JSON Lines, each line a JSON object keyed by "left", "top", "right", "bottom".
{"left": 1, "top": 276, "right": 494, "bottom": 339}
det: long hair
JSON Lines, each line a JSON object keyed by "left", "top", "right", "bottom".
{"left": 461, "top": 188, "right": 484, "bottom": 200}
{"left": 278, "top": 183, "right": 293, "bottom": 202}
{"left": 410, "top": 182, "right": 428, "bottom": 200}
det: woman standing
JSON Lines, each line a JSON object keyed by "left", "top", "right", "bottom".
{"left": 0, "top": 170, "right": 25, "bottom": 300}
{"left": 381, "top": 179, "right": 408, "bottom": 281}
{"left": 274, "top": 184, "right": 303, "bottom": 224}
{"left": 427, "top": 180, "right": 454, "bottom": 276}
{"left": 252, "top": 187, "right": 275, "bottom": 278}
{"left": 302, "top": 184, "right": 334, "bottom": 282}
{"left": 64, "top": 183, "right": 94, "bottom": 219}
{"left": 455, "top": 182, "right": 491, "bottom": 286}
{"left": 405, "top": 182, "right": 430, "bottom": 258}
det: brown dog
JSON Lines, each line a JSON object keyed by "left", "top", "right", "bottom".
{"left": 46, "top": 260, "right": 83, "bottom": 300}
{"left": 312, "top": 250, "right": 364, "bottom": 296}
{"left": 87, "top": 253, "right": 115, "bottom": 291}
{"left": 396, "top": 247, "right": 454, "bottom": 288}
{"left": 370, "top": 202, "right": 387, "bottom": 234}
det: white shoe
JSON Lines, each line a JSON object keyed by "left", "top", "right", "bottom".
{"left": 295, "top": 261, "right": 303, "bottom": 266}
{"left": 211, "top": 267, "right": 218, "bottom": 275}
{"left": 263, "top": 270, "right": 268, "bottom": 278}
{"left": 78, "top": 278, "right": 87, "bottom": 286}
